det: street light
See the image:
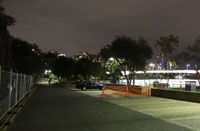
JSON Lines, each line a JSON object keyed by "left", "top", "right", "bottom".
{"left": 106, "top": 71, "right": 110, "bottom": 74}
{"left": 149, "top": 63, "right": 155, "bottom": 70}
{"left": 186, "top": 64, "right": 190, "bottom": 70}
{"left": 109, "top": 57, "right": 114, "bottom": 61}
{"left": 44, "top": 69, "right": 51, "bottom": 75}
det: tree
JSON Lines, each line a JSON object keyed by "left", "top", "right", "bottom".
{"left": 99, "top": 57, "right": 121, "bottom": 83}
{"left": 11, "top": 37, "right": 44, "bottom": 76}
{"left": 187, "top": 36, "right": 200, "bottom": 62}
{"left": 52, "top": 56, "right": 75, "bottom": 80}
{"left": 155, "top": 35, "right": 179, "bottom": 69}
{"left": 73, "top": 53, "right": 105, "bottom": 81}
{"left": 75, "top": 58, "right": 95, "bottom": 81}
{"left": 0, "top": 1, "right": 16, "bottom": 70}
{"left": 100, "top": 36, "right": 153, "bottom": 85}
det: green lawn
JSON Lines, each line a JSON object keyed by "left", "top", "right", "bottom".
{"left": 166, "top": 87, "right": 200, "bottom": 92}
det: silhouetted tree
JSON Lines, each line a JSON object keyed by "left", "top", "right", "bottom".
{"left": 187, "top": 36, "right": 200, "bottom": 63}
{"left": 74, "top": 54, "right": 104, "bottom": 81}
{"left": 11, "top": 37, "right": 44, "bottom": 76}
{"left": 100, "top": 36, "right": 153, "bottom": 85}
{"left": 155, "top": 35, "right": 179, "bottom": 69}
{"left": 0, "top": 1, "right": 16, "bottom": 70}
{"left": 52, "top": 56, "right": 75, "bottom": 80}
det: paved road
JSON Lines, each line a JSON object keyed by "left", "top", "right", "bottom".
{"left": 8, "top": 84, "right": 192, "bottom": 131}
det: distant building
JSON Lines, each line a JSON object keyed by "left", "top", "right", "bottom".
{"left": 58, "top": 53, "right": 66, "bottom": 57}
{"left": 75, "top": 52, "right": 90, "bottom": 60}
{"left": 47, "top": 50, "right": 67, "bottom": 57}
{"left": 74, "top": 52, "right": 99, "bottom": 62}
{"left": 48, "top": 50, "right": 58, "bottom": 55}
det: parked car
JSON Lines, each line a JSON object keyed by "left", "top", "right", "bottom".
{"left": 76, "top": 81, "right": 105, "bottom": 90}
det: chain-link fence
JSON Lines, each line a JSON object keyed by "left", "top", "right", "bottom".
{"left": 0, "top": 66, "right": 33, "bottom": 119}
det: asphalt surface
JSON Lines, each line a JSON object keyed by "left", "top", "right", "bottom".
{"left": 8, "top": 84, "right": 193, "bottom": 131}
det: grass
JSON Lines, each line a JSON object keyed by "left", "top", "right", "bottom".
{"left": 166, "top": 87, "right": 200, "bottom": 92}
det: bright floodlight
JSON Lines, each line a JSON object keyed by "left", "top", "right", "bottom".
{"left": 109, "top": 57, "right": 114, "bottom": 61}
{"left": 149, "top": 63, "right": 155, "bottom": 67}
{"left": 106, "top": 71, "right": 110, "bottom": 74}
{"left": 44, "top": 69, "right": 51, "bottom": 74}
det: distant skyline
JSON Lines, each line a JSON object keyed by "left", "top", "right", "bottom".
{"left": 3, "top": 0, "right": 200, "bottom": 56}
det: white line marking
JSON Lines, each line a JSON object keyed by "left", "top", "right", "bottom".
{"left": 139, "top": 106, "right": 200, "bottom": 111}
{"left": 170, "top": 116, "right": 200, "bottom": 121}
{"left": 119, "top": 101, "right": 179, "bottom": 106}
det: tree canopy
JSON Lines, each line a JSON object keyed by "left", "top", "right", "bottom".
{"left": 0, "top": 2, "right": 16, "bottom": 70}
{"left": 155, "top": 35, "right": 179, "bottom": 69}
{"left": 52, "top": 56, "right": 74, "bottom": 79}
{"left": 11, "top": 37, "right": 45, "bottom": 76}
{"left": 100, "top": 36, "right": 153, "bottom": 85}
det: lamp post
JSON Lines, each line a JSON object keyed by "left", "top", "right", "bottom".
{"left": 149, "top": 63, "right": 155, "bottom": 70}
{"left": 186, "top": 64, "right": 190, "bottom": 70}
{"left": 109, "top": 57, "right": 114, "bottom": 61}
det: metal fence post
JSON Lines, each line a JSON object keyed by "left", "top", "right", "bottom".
{"left": 24, "top": 74, "right": 26, "bottom": 95}
{"left": 8, "top": 69, "right": 13, "bottom": 109}
{"left": 30, "top": 77, "right": 32, "bottom": 91}
{"left": 0, "top": 66, "right": 1, "bottom": 88}
{"left": 15, "top": 72, "right": 18, "bottom": 105}
{"left": 28, "top": 77, "right": 30, "bottom": 91}
{"left": 22, "top": 74, "right": 24, "bottom": 98}
{"left": 22, "top": 74, "right": 24, "bottom": 97}
{"left": 20, "top": 74, "right": 22, "bottom": 99}
{"left": 23, "top": 74, "right": 26, "bottom": 97}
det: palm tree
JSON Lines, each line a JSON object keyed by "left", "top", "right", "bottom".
{"left": 155, "top": 35, "right": 179, "bottom": 69}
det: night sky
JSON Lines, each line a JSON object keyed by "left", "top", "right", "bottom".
{"left": 3, "top": 0, "right": 200, "bottom": 56}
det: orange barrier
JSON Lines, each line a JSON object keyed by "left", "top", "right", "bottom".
{"left": 101, "top": 85, "right": 150, "bottom": 98}
{"left": 148, "top": 85, "right": 151, "bottom": 96}
{"left": 126, "top": 85, "right": 128, "bottom": 97}
{"left": 101, "top": 86, "right": 106, "bottom": 98}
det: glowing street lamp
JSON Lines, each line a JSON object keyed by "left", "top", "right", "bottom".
{"left": 106, "top": 71, "right": 110, "bottom": 74}
{"left": 149, "top": 63, "right": 155, "bottom": 70}
{"left": 44, "top": 69, "right": 51, "bottom": 74}
{"left": 109, "top": 57, "right": 114, "bottom": 61}
{"left": 186, "top": 64, "right": 190, "bottom": 70}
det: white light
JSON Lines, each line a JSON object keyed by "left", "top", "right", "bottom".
{"left": 58, "top": 54, "right": 66, "bottom": 57}
{"left": 44, "top": 69, "right": 51, "bottom": 74}
{"left": 109, "top": 57, "right": 114, "bottom": 61}
{"left": 106, "top": 71, "right": 110, "bottom": 74}
{"left": 149, "top": 63, "right": 155, "bottom": 67}
{"left": 134, "top": 70, "right": 199, "bottom": 74}
{"left": 187, "top": 64, "right": 190, "bottom": 67}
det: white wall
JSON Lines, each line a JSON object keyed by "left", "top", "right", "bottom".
{"left": 119, "top": 79, "right": 199, "bottom": 88}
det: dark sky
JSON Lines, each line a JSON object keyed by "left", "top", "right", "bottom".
{"left": 3, "top": 0, "right": 200, "bottom": 56}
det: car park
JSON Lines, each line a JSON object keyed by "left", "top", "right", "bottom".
{"left": 76, "top": 81, "right": 105, "bottom": 90}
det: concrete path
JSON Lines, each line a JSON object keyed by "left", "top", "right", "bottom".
{"left": 105, "top": 97, "right": 200, "bottom": 131}
{"left": 72, "top": 86, "right": 200, "bottom": 130}
{"left": 8, "top": 84, "right": 192, "bottom": 131}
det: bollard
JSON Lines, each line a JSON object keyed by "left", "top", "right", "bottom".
{"left": 101, "top": 86, "right": 106, "bottom": 98}
{"left": 126, "top": 85, "right": 128, "bottom": 98}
